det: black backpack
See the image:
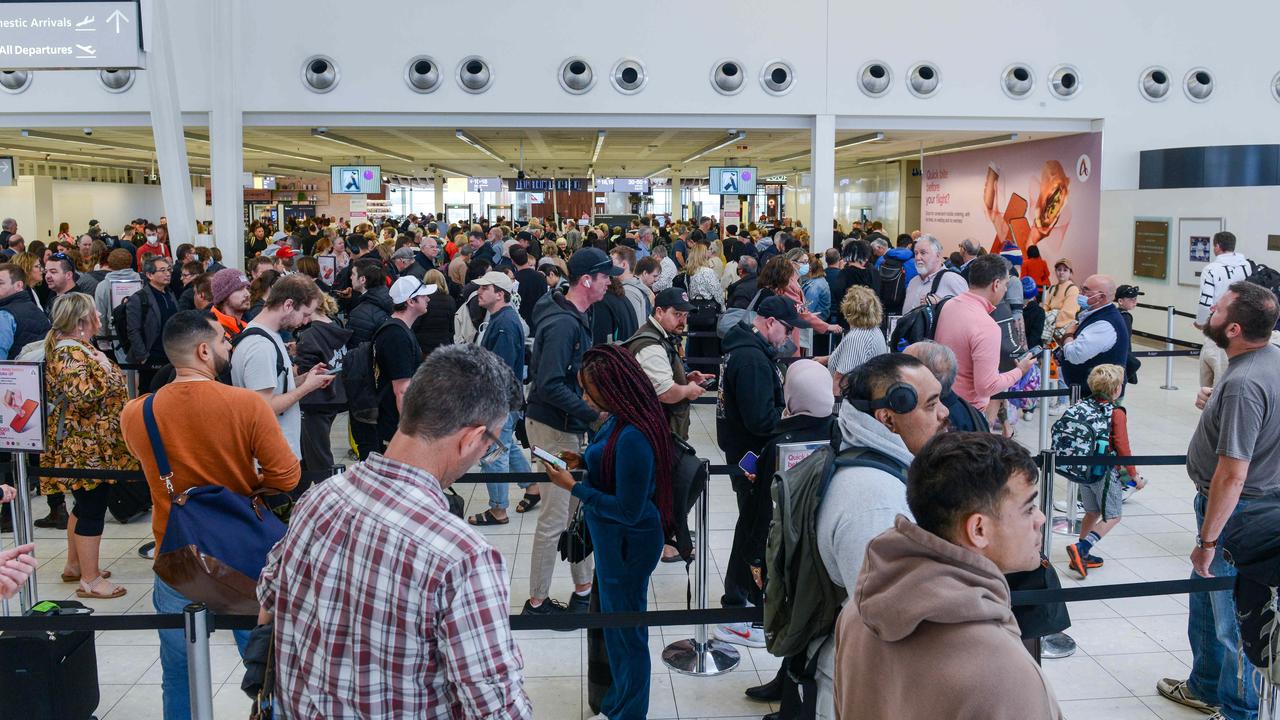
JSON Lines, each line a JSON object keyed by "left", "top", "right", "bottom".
{"left": 667, "top": 434, "right": 708, "bottom": 563}
{"left": 110, "top": 290, "right": 145, "bottom": 357}
{"left": 341, "top": 321, "right": 402, "bottom": 424}
{"left": 216, "top": 326, "right": 287, "bottom": 386}
{"left": 888, "top": 271, "right": 962, "bottom": 351}
{"left": 1248, "top": 261, "right": 1280, "bottom": 329}
{"left": 877, "top": 255, "right": 907, "bottom": 314}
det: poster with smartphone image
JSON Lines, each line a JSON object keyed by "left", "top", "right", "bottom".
{"left": 0, "top": 362, "right": 45, "bottom": 452}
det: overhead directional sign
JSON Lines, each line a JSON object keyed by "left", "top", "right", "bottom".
{"left": 0, "top": 157, "right": 14, "bottom": 187}
{"left": 0, "top": 2, "right": 142, "bottom": 70}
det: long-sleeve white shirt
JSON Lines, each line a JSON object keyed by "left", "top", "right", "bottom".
{"left": 1197, "top": 251, "right": 1251, "bottom": 325}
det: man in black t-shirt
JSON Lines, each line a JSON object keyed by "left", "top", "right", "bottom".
{"left": 510, "top": 246, "right": 547, "bottom": 328}
{"left": 373, "top": 276, "right": 434, "bottom": 446}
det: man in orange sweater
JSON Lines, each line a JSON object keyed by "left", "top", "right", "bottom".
{"left": 121, "top": 310, "right": 299, "bottom": 720}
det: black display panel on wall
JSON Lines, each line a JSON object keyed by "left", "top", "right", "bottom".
{"left": 1140, "top": 144, "right": 1280, "bottom": 189}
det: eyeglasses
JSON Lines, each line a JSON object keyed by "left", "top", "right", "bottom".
{"left": 480, "top": 428, "right": 507, "bottom": 465}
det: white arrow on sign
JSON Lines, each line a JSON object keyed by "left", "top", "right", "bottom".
{"left": 0, "top": 161, "right": 9, "bottom": 174}
{"left": 106, "top": 9, "right": 129, "bottom": 33}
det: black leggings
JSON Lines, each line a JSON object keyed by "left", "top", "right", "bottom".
{"left": 69, "top": 484, "right": 111, "bottom": 537}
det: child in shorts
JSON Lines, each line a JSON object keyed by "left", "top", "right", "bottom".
{"left": 1065, "top": 364, "right": 1145, "bottom": 579}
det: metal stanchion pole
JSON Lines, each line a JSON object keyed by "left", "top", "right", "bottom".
{"left": 663, "top": 468, "right": 740, "bottom": 676}
{"left": 1038, "top": 348, "right": 1052, "bottom": 453}
{"left": 126, "top": 367, "right": 138, "bottom": 398}
{"left": 11, "top": 452, "right": 36, "bottom": 611}
{"left": 1036, "top": 449, "right": 1076, "bottom": 659}
{"left": 1161, "top": 305, "right": 1178, "bottom": 391}
{"left": 184, "top": 603, "right": 215, "bottom": 720}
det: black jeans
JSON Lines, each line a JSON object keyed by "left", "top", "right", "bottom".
{"left": 350, "top": 418, "right": 383, "bottom": 460}
{"left": 722, "top": 472, "right": 771, "bottom": 608}
{"left": 299, "top": 411, "right": 337, "bottom": 472}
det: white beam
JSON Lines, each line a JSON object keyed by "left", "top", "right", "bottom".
{"left": 144, "top": 0, "right": 196, "bottom": 250}
{"left": 810, "top": 115, "right": 835, "bottom": 251}
{"left": 209, "top": 0, "right": 243, "bottom": 271}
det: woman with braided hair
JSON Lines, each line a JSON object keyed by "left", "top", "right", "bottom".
{"left": 542, "top": 343, "right": 674, "bottom": 720}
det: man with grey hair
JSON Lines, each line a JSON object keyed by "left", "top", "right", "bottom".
{"left": 258, "top": 345, "right": 533, "bottom": 719}
{"left": 869, "top": 235, "right": 889, "bottom": 261}
{"left": 904, "top": 341, "right": 989, "bottom": 432}
{"left": 903, "top": 234, "right": 968, "bottom": 310}
{"left": 957, "top": 238, "right": 982, "bottom": 280}
{"left": 0, "top": 218, "right": 15, "bottom": 255}
{"left": 727, "top": 255, "right": 760, "bottom": 309}
{"left": 562, "top": 218, "right": 583, "bottom": 253}
{"left": 635, "top": 225, "right": 654, "bottom": 260}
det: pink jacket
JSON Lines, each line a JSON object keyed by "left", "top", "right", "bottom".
{"left": 783, "top": 278, "right": 834, "bottom": 357}
{"left": 933, "top": 292, "right": 1023, "bottom": 410}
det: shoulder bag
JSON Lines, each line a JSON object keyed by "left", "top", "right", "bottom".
{"left": 145, "top": 390, "right": 288, "bottom": 615}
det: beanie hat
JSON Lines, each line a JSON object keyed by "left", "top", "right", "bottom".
{"left": 1021, "top": 275, "right": 1038, "bottom": 300}
{"left": 211, "top": 268, "right": 250, "bottom": 306}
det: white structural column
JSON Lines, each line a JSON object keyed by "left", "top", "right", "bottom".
{"left": 209, "top": 0, "right": 244, "bottom": 271}
{"left": 433, "top": 175, "right": 445, "bottom": 217}
{"left": 810, "top": 114, "right": 836, "bottom": 249}
{"left": 144, "top": 0, "right": 196, "bottom": 250}
{"left": 669, "top": 171, "right": 681, "bottom": 220}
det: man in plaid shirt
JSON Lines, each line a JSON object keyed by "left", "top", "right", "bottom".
{"left": 258, "top": 345, "right": 532, "bottom": 718}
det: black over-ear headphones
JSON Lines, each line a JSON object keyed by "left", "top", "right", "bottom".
{"left": 850, "top": 382, "right": 918, "bottom": 415}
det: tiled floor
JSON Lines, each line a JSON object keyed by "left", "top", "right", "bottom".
{"left": 2, "top": 354, "right": 1218, "bottom": 719}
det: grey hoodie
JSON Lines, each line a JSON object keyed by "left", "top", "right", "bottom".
{"left": 809, "top": 401, "right": 915, "bottom": 719}
{"left": 94, "top": 268, "right": 142, "bottom": 354}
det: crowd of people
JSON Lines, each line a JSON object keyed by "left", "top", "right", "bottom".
{"left": 0, "top": 207, "right": 1274, "bottom": 720}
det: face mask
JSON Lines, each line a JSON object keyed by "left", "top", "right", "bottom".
{"left": 146, "top": 234, "right": 158, "bottom": 245}
{"left": 797, "top": 263, "right": 810, "bottom": 277}
{"left": 1077, "top": 294, "right": 1091, "bottom": 311}
{"left": 777, "top": 338, "right": 798, "bottom": 357}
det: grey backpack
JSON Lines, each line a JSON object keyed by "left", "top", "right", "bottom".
{"left": 763, "top": 443, "right": 908, "bottom": 659}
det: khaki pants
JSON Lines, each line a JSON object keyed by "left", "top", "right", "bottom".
{"left": 1199, "top": 342, "right": 1228, "bottom": 388}
{"left": 526, "top": 418, "right": 593, "bottom": 601}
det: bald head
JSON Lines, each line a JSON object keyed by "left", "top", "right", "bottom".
{"left": 1083, "top": 274, "right": 1116, "bottom": 302}
{"left": 904, "top": 341, "right": 958, "bottom": 395}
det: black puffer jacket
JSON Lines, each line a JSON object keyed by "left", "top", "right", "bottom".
{"left": 346, "top": 285, "right": 393, "bottom": 348}
{"left": 296, "top": 320, "right": 353, "bottom": 413}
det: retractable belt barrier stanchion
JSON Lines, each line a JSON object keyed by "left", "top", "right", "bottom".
{"left": 10, "top": 453, "right": 36, "bottom": 612}
{"left": 184, "top": 603, "right": 215, "bottom": 720}
{"left": 1035, "top": 449, "right": 1076, "bottom": 660}
{"left": 1161, "top": 305, "right": 1179, "bottom": 391}
{"left": 1052, "top": 384, "right": 1085, "bottom": 537}
{"left": 1038, "top": 348, "right": 1052, "bottom": 451}
{"left": 661, "top": 472, "right": 740, "bottom": 676}
{"left": 125, "top": 367, "right": 138, "bottom": 399}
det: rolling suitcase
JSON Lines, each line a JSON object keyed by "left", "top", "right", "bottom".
{"left": 107, "top": 481, "right": 152, "bottom": 524}
{"left": 0, "top": 600, "right": 100, "bottom": 720}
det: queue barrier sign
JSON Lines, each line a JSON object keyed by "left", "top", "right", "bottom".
{"left": 0, "top": 361, "right": 44, "bottom": 453}
{"left": 0, "top": 1, "right": 142, "bottom": 70}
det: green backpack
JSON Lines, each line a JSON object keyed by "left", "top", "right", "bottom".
{"left": 763, "top": 443, "right": 908, "bottom": 659}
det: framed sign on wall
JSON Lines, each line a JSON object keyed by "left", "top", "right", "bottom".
{"left": 1178, "top": 217, "right": 1223, "bottom": 287}
{"left": 1133, "top": 218, "right": 1171, "bottom": 280}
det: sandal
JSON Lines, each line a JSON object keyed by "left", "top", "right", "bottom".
{"left": 468, "top": 510, "right": 510, "bottom": 526}
{"left": 76, "top": 576, "right": 126, "bottom": 599}
{"left": 515, "top": 492, "right": 542, "bottom": 513}
{"left": 61, "top": 569, "right": 111, "bottom": 583}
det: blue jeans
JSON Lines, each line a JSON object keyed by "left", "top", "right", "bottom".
{"left": 1188, "top": 493, "right": 1258, "bottom": 720}
{"left": 153, "top": 576, "right": 251, "bottom": 720}
{"left": 482, "top": 411, "right": 533, "bottom": 511}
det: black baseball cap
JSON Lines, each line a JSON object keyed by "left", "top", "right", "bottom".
{"left": 567, "top": 247, "right": 624, "bottom": 280}
{"left": 1115, "top": 284, "right": 1144, "bottom": 299}
{"left": 655, "top": 288, "right": 695, "bottom": 312}
{"left": 756, "top": 296, "right": 810, "bottom": 330}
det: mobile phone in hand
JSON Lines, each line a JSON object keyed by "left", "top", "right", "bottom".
{"left": 531, "top": 445, "right": 568, "bottom": 471}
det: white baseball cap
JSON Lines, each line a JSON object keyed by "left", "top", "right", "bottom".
{"left": 389, "top": 276, "right": 436, "bottom": 304}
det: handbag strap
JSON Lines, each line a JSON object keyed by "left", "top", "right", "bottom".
{"left": 142, "top": 392, "right": 175, "bottom": 496}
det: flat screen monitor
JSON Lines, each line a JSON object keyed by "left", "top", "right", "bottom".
{"left": 330, "top": 165, "right": 382, "bottom": 195}
{"left": 708, "top": 166, "right": 757, "bottom": 195}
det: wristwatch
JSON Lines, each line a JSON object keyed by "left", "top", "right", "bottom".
{"left": 1196, "top": 534, "right": 1218, "bottom": 549}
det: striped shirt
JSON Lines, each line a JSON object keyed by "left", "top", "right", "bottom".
{"left": 829, "top": 327, "right": 889, "bottom": 375}
{"left": 258, "top": 453, "right": 532, "bottom": 719}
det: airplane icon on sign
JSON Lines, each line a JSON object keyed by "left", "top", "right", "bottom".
{"left": 75, "top": 16, "right": 95, "bottom": 31}
{"left": 75, "top": 44, "right": 96, "bottom": 59}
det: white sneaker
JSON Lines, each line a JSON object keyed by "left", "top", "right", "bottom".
{"left": 713, "top": 622, "right": 766, "bottom": 648}
{"left": 587, "top": 714, "right": 608, "bottom": 720}
{"left": 1049, "top": 403, "right": 1068, "bottom": 416}
{"left": 1122, "top": 483, "right": 1141, "bottom": 503}
{"left": 1053, "top": 499, "right": 1084, "bottom": 514}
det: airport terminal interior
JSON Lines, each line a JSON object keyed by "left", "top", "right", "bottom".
{"left": 1, "top": 1, "right": 1280, "bottom": 719}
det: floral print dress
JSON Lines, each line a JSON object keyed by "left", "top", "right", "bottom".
{"left": 41, "top": 341, "right": 139, "bottom": 495}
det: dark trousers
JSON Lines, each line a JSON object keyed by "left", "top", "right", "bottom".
{"left": 722, "top": 472, "right": 771, "bottom": 607}
{"left": 591, "top": 515, "right": 663, "bottom": 720}
{"left": 299, "top": 411, "right": 337, "bottom": 472}
{"left": 350, "top": 419, "right": 383, "bottom": 460}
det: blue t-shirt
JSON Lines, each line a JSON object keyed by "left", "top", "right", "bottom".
{"left": 480, "top": 305, "right": 526, "bottom": 382}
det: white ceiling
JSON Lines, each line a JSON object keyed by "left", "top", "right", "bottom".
{"left": 0, "top": 126, "right": 1077, "bottom": 180}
